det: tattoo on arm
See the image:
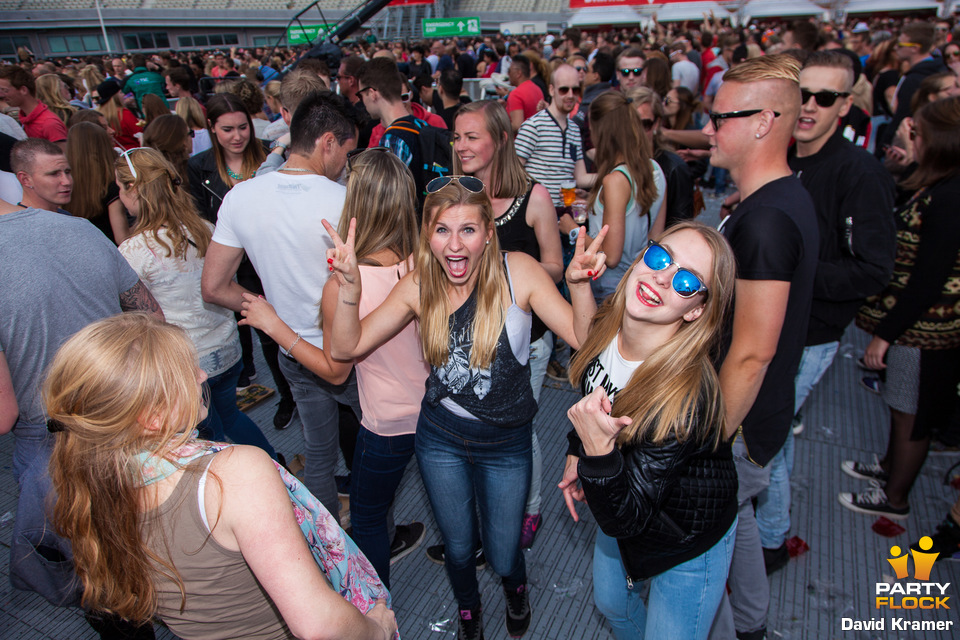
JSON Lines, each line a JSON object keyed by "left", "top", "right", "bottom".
{"left": 119, "top": 280, "right": 164, "bottom": 319}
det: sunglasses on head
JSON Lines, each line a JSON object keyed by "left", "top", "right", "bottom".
{"left": 619, "top": 67, "right": 643, "bottom": 77}
{"left": 556, "top": 85, "right": 581, "bottom": 96}
{"left": 707, "top": 108, "right": 781, "bottom": 130}
{"left": 346, "top": 146, "right": 389, "bottom": 171}
{"left": 800, "top": 89, "right": 850, "bottom": 108}
{"left": 641, "top": 241, "right": 707, "bottom": 299}
{"left": 426, "top": 175, "right": 485, "bottom": 194}
{"left": 115, "top": 147, "right": 148, "bottom": 180}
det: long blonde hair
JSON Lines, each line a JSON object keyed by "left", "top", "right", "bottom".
{"left": 338, "top": 149, "right": 418, "bottom": 265}
{"left": 569, "top": 222, "right": 736, "bottom": 447}
{"left": 117, "top": 147, "right": 212, "bottom": 259}
{"left": 175, "top": 95, "right": 206, "bottom": 130}
{"left": 66, "top": 122, "right": 117, "bottom": 220}
{"left": 588, "top": 90, "right": 657, "bottom": 216}
{"left": 418, "top": 181, "right": 507, "bottom": 370}
{"left": 36, "top": 73, "right": 75, "bottom": 124}
{"left": 453, "top": 100, "right": 529, "bottom": 198}
{"left": 46, "top": 313, "right": 204, "bottom": 622}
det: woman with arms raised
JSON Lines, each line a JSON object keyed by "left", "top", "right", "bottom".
{"left": 326, "top": 176, "right": 607, "bottom": 640}
{"left": 559, "top": 222, "right": 738, "bottom": 640}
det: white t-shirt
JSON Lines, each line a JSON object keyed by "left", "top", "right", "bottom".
{"left": 212, "top": 171, "right": 346, "bottom": 349}
{"left": 581, "top": 333, "right": 643, "bottom": 402}
{"left": 119, "top": 225, "right": 241, "bottom": 377}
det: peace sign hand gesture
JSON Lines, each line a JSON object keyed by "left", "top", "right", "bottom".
{"left": 565, "top": 224, "right": 609, "bottom": 287}
{"left": 322, "top": 218, "right": 359, "bottom": 290}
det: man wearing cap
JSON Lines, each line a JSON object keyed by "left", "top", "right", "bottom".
{"left": 0, "top": 66, "right": 67, "bottom": 147}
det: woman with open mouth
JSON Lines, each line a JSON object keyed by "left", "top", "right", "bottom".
{"left": 326, "top": 175, "right": 607, "bottom": 640}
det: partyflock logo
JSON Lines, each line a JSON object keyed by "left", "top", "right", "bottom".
{"left": 842, "top": 536, "right": 954, "bottom": 633}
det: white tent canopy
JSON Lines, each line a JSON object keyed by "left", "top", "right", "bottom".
{"left": 567, "top": 0, "right": 941, "bottom": 26}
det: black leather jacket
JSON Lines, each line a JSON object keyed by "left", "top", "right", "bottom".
{"left": 570, "top": 412, "right": 738, "bottom": 582}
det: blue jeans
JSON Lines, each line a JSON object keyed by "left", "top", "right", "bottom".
{"left": 593, "top": 522, "right": 736, "bottom": 640}
{"left": 198, "top": 360, "right": 276, "bottom": 460}
{"left": 279, "top": 355, "right": 361, "bottom": 522}
{"left": 350, "top": 427, "right": 416, "bottom": 589}
{"left": 415, "top": 401, "right": 531, "bottom": 609}
{"left": 756, "top": 341, "right": 838, "bottom": 549}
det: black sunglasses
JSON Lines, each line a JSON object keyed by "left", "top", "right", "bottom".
{"left": 641, "top": 118, "right": 656, "bottom": 131}
{"left": 708, "top": 109, "right": 781, "bottom": 130}
{"left": 800, "top": 89, "right": 850, "bottom": 108}
{"left": 426, "top": 175, "right": 485, "bottom": 194}
{"left": 556, "top": 85, "right": 582, "bottom": 96}
{"left": 619, "top": 67, "right": 643, "bottom": 77}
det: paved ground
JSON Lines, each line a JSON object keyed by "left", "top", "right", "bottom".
{"left": 3, "top": 196, "right": 960, "bottom": 639}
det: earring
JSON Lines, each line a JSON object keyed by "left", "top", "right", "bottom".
{"left": 755, "top": 133, "right": 761, "bottom": 138}
{"left": 486, "top": 240, "right": 490, "bottom": 245}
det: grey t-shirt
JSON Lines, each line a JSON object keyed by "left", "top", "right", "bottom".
{"left": 0, "top": 208, "right": 139, "bottom": 431}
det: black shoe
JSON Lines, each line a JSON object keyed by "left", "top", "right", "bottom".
{"left": 426, "top": 542, "right": 487, "bottom": 569}
{"left": 762, "top": 543, "right": 789, "bottom": 575}
{"left": 736, "top": 628, "right": 766, "bottom": 640}
{"left": 911, "top": 515, "right": 960, "bottom": 562}
{"left": 457, "top": 603, "right": 484, "bottom": 640}
{"left": 236, "top": 368, "right": 257, "bottom": 391}
{"left": 390, "top": 522, "right": 426, "bottom": 565}
{"left": 273, "top": 396, "right": 297, "bottom": 430}
{"left": 503, "top": 584, "right": 531, "bottom": 637}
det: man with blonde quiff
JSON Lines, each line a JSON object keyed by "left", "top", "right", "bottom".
{"left": 704, "top": 55, "right": 819, "bottom": 640}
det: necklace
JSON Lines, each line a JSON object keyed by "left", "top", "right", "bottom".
{"left": 226, "top": 166, "right": 245, "bottom": 181}
{"left": 279, "top": 164, "right": 318, "bottom": 174}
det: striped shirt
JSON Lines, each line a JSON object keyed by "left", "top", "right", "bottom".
{"left": 514, "top": 109, "right": 583, "bottom": 207}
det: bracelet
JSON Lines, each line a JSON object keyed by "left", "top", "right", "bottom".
{"left": 568, "top": 227, "right": 580, "bottom": 243}
{"left": 288, "top": 332, "right": 302, "bottom": 354}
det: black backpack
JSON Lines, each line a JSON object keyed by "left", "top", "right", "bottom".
{"left": 384, "top": 118, "right": 454, "bottom": 189}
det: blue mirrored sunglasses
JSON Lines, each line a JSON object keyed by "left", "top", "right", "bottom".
{"left": 641, "top": 241, "right": 707, "bottom": 299}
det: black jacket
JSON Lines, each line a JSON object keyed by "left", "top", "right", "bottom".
{"left": 654, "top": 148, "right": 695, "bottom": 227}
{"left": 187, "top": 148, "right": 230, "bottom": 225}
{"left": 788, "top": 129, "right": 896, "bottom": 345}
{"left": 567, "top": 407, "right": 738, "bottom": 582}
{"left": 573, "top": 431, "right": 737, "bottom": 582}
{"left": 882, "top": 56, "right": 947, "bottom": 148}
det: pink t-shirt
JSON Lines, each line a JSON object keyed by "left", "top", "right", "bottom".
{"left": 356, "top": 258, "right": 428, "bottom": 436}
{"left": 506, "top": 79, "right": 544, "bottom": 122}
{"left": 20, "top": 102, "right": 67, "bottom": 142}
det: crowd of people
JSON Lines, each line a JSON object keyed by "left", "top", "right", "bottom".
{"left": 2, "top": 10, "right": 960, "bottom": 640}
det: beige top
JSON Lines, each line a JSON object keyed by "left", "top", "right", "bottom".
{"left": 142, "top": 454, "right": 294, "bottom": 640}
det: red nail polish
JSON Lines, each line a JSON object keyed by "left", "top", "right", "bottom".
{"left": 329, "top": 266, "right": 334, "bottom": 272}
{"left": 327, "top": 258, "right": 334, "bottom": 264}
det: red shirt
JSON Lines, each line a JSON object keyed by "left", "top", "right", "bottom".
{"left": 506, "top": 79, "right": 544, "bottom": 122}
{"left": 20, "top": 101, "right": 67, "bottom": 143}
{"left": 114, "top": 108, "right": 142, "bottom": 150}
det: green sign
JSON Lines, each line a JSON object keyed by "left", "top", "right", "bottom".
{"left": 422, "top": 17, "right": 481, "bottom": 38}
{"left": 286, "top": 24, "right": 331, "bottom": 45}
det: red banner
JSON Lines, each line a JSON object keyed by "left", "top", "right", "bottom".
{"left": 569, "top": 0, "right": 704, "bottom": 8}
{"left": 389, "top": 0, "right": 434, "bottom": 5}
